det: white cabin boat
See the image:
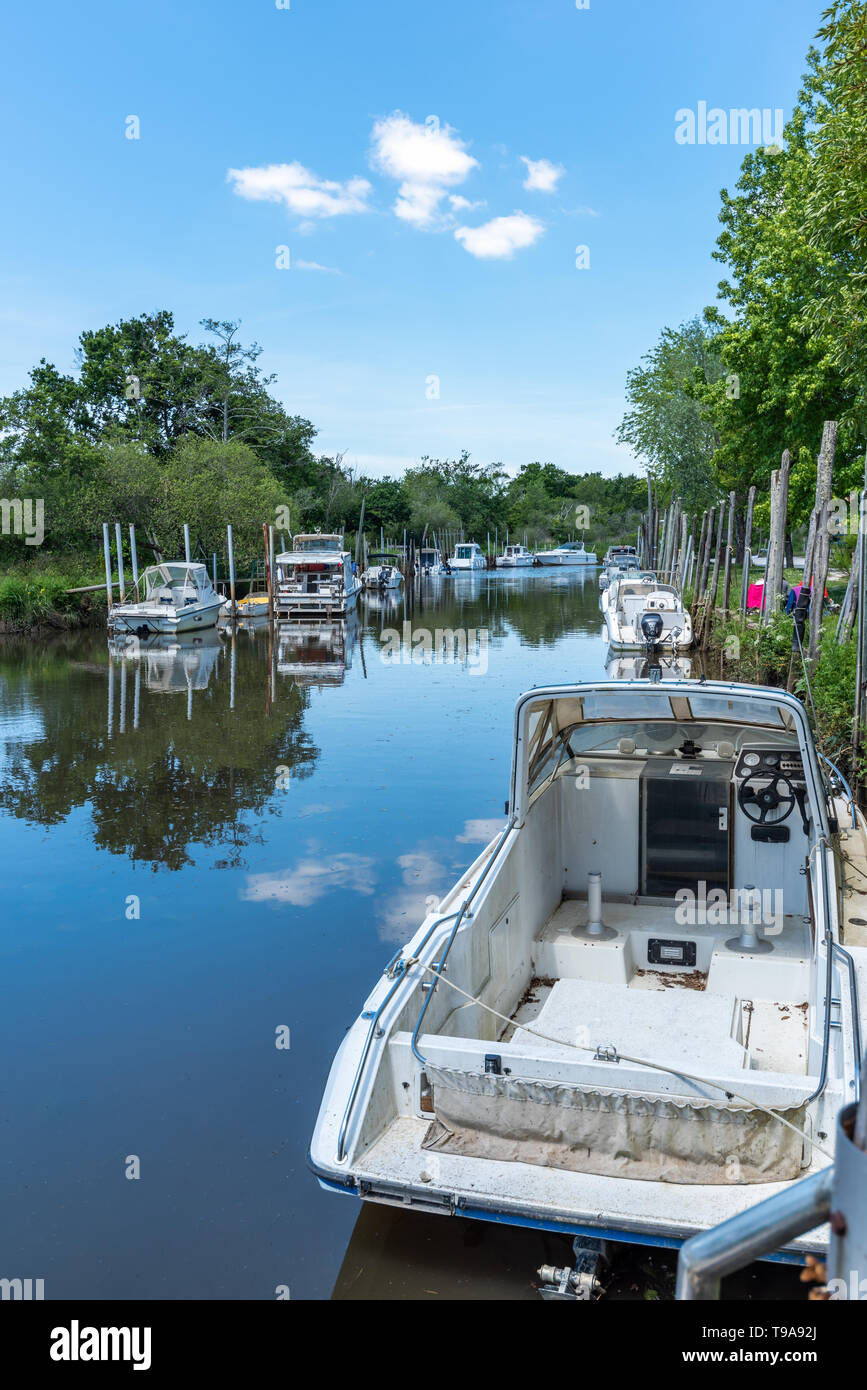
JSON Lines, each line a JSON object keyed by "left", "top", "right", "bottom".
{"left": 361, "top": 552, "right": 404, "bottom": 591}
{"left": 605, "top": 577, "right": 693, "bottom": 651}
{"left": 496, "top": 544, "right": 535, "bottom": 568}
{"left": 417, "top": 546, "right": 448, "bottom": 577}
{"left": 539, "top": 541, "right": 597, "bottom": 567}
{"left": 108, "top": 562, "right": 223, "bottom": 636}
{"left": 276, "top": 534, "right": 361, "bottom": 619}
{"left": 310, "top": 679, "right": 867, "bottom": 1266}
{"left": 449, "top": 542, "right": 486, "bottom": 571}
{"left": 603, "top": 544, "right": 639, "bottom": 566}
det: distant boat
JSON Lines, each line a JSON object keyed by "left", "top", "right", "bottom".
{"left": 108, "top": 562, "right": 223, "bottom": 636}
{"left": 449, "top": 541, "right": 486, "bottom": 571}
{"left": 362, "top": 552, "right": 404, "bottom": 591}
{"left": 416, "top": 545, "right": 448, "bottom": 576}
{"left": 538, "top": 541, "right": 597, "bottom": 566}
{"left": 603, "top": 544, "right": 638, "bottom": 566}
{"left": 496, "top": 544, "right": 535, "bottom": 568}
{"left": 604, "top": 575, "right": 693, "bottom": 651}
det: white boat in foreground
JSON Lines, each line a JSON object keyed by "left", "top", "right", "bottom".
{"left": 604, "top": 576, "right": 693, "bottom": 650}
{"left": 276, "top": 534, "right": 361, "bottom": 619}
{"left": 539, "top": 541, "right": 597, "bottom": 566}
{"left": 108, "top": 562, "right": 224, "bottom": 636}
{"left": 496, "top": 544, "right": 536, "bottom": 568}
{"left": 311, "top": 679, "right": 867, "bottom": 1270}
{"left": 449, "top": 541, "right": 487, "bottom": 571}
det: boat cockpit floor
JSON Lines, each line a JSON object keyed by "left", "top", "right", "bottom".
{"left": 497, "top": 896, "right": 811, "bottom": 1075}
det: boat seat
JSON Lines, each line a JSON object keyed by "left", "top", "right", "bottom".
{"left": 512, "top": 977, "right": 747, "bottom": 1072}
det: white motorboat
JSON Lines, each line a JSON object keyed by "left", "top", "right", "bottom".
{"left": 449, "top": 541, "right": 487, "bottom": 571}
{"left": 362, "top": 552, "right": 404, "bottom": 591}
{"left": 603, "top": 544, "right": 639, "bottom": 566}
{"left": 417, "top": 545, "right": 448, "bottom": 577}
{"left": 599, "top": 559, "right": 645, "bottom": 594}
{"left": 275, "top": 534, "right": 361, "bottom": 619}
{"left": 604, "top": 577, "right": 693, "bottom": 651}
{"left": 496, "top": 544, "right": 536, "bottom": 569}
{"left": 310, "top": 678, "right": 867, "bottom": 1273}
{"left": 108, "top": 562, "right": 224, "bottom": 636}
{"left": 538, "top": 541, "right": 597, "bottom": 567}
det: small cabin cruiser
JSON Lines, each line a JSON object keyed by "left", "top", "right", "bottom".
{"left": 276, "top": 534, "right": 361, "bottom": 619}
{"left": 603, "top": 544, "right": 639, "bottom": 566}
{"left": 310, "top": 679, "right": 867, "bottom": 1274}
{"left": 417, "top": 546, "right": 448, "bottom": 577}
{"left": 605, "top": 577, "right": 692, "bottom": 651}
{"left": 539, "top": 541, "right": 597, "bottom": 567}
{"left": 108, "top": 562, "right": 223, "bottom": 636}
{"left": 362, "top": 552, "right": 404, "bottom": 591}
{"left": 449, "top": 542, "right": 487, "bottom": 571}
{"left": 497, "top": 544, "right": 536, "bottom": 568}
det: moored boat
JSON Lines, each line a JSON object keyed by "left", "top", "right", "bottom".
{"left": 310, "top": 678, "right": 867, "bottom": 1272}
{"left": 604, "top": 575, "right": 693, "bottom": 650}
{"left": 361, "top": 552, "right": 404, "bottom": 590}
{"left": 449, "top": 541, "right": 487, "bottom": 571}
{"left": 108, "top": 562, "right": 224, "bottom": 636}
{"left": 276, "top": 533, "right": 361, "bottom": 619}
{"left": 496, "top": 544, "right": 535, "bottom": 568}
{"left": 538, "top": 541, "right": 597, "bottom": 566}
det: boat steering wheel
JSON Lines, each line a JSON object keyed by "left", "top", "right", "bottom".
{"left": 737, "top": 772, "right": 796, "bottom": 824}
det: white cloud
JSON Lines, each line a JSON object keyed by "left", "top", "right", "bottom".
{"left": 454, "top": 212, "right": 544, "bottom": 260}
{"left": 370, "top": 112, "right": 479, "bottom": 228}
{"left": 448, "top": 194, "right": 485, "bottom": 211}
{"left": 456, "top": 818, "right": 506, "bottom": 844}
{"left": 227, "top": 162, "right": 371, "bottom": 219}
{"left": 295, "top": 260, "right": 343, "bottom": 274}
{"left": 242, "top": 853, "right": 376, "bottom": 907}
{"left": 520, "top": 156, "right": 565, "bottom": 193}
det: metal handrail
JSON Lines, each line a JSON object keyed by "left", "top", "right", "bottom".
{"left": 833, "top": 942, "right": 863, "bottom": 1105}
{"left": 411, "top": 817, "right": 517, "bottom": 1065}
{"left": 676, "top": 1166, "right": 834, "bottom": 1300}
{"left": 818, "top": 751, "right": 858, "bottom": 828}
{"left": 336, "top": 910, "right": 461, "bottom": 1163}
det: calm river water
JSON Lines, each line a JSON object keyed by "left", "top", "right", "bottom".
{"left": 0, "top": 569, "right": 800, "bottom": 1300}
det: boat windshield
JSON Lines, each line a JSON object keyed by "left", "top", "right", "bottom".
{"left": 295, "top": 536, "right": 342, "bottom": 553}
{"left": 523, "top": 688, "right": 796, "bottom": 799}
{"left": 141, "top": 565, "right": 210, "bottom": 599}
{"left": 455, "top": 545, "right": 477, "bottom": 558}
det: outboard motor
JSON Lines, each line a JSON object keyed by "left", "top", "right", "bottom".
{"left": 640, "top": 610, "right": 664, "bottom": 653}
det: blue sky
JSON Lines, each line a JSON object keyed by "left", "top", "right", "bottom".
{"left": 0, "top": 0, "right": 826, "bottom": 479}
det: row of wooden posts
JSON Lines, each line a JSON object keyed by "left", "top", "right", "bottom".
{"left": 639, "top": 420, "right": 862, "bottom": 668}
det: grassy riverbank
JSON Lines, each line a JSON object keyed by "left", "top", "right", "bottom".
{"left": 0, "top": 563, "right": 107, "bottom": 633}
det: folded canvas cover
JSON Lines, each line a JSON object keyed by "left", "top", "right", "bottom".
{"left": 422, "top": 1065, "right": 806, "bottom": 1184}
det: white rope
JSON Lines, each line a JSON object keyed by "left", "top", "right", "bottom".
{"left": 405, "top": 956, "right": 833, "bottom": 1164}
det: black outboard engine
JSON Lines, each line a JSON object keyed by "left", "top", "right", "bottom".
{"left": 640, "top": 611, "right": 664, "bottom": 653}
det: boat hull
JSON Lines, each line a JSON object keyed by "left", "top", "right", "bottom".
{"left": 109, "top": 600, "right": 223, "bottom": 635}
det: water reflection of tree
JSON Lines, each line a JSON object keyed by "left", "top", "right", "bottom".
{"left": 385, "top": 575, "right": 598, "bottom": 648}
{"left": 0, "top": 632, "right": 318, "bottom": 870}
